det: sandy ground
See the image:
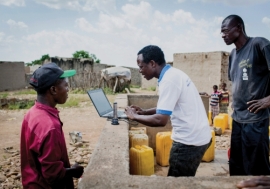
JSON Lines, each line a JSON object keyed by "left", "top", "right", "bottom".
{"left": 0, "top": 88, "right": 157, "bottom": 162}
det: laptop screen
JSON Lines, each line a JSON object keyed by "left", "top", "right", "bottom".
{"left": 87, "top": 89, "right": 113, "bottom": 116}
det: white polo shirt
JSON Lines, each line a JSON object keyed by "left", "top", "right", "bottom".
{"left": 157, "top": 65, "right": 211, "bottom": 146}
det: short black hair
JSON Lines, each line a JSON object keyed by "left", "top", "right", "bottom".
{"left": 137, "top": 45, "right": 166, "bottom": 65}
{"left": 223, "top": 14, "right": 246, "bottom": 35}
{"left": 213, "top": 85, "right": 218, "bottom": 89}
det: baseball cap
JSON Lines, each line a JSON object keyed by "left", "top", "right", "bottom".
{"left": 29, "top": 62, "right": 76, "bottom": 90}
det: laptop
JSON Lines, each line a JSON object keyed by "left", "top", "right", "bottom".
{"left": 87, "top": 88, "right": 127, "bottom": 119}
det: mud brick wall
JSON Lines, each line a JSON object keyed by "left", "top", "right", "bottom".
{"left": 173, "top": 51, "right": 231, "bottom": 96}
{"left": 0, "top": 62, "right": 26, "bottom": 92}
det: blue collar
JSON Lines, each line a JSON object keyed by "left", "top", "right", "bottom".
{"left": 158, "top": 64, "right": 171, "bottom": 83}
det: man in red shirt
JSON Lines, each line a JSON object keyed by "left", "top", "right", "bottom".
{"left": 21, "top": 63, "right": 84, "bottom": 189}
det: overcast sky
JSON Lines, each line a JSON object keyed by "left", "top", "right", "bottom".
{"left": 1, "top": 0, "right": 270, "bottom": 68}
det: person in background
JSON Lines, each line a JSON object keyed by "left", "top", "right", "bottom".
{"left": 125, "top": 45, "right": 211, "bottom": 177}
{"left": 20, "top": 63, "right": 84, "bottom": 189}
{"left": 221, "top": 14, "right": 270, "bottom": 176}
{"left": 219, "top": 82, "right": 230, "bottom": 113}
{"left": 209, "top": 85, "right": 222, "bottom": 123}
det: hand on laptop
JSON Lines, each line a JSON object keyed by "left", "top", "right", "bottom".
{"left": 125, "top": 106, "right": 138, "bottom": 120}
{"left": 130, "top": 105, "right": 144, "bottom": 115}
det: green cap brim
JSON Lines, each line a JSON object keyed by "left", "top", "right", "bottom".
{"left": 60, "top": 70, "right": 76, "bottom": 78}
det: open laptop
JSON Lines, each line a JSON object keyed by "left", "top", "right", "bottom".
{"left": 87, "top": 88, "right": 127, "bottom": 119}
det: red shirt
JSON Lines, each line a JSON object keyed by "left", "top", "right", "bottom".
{"left": 20, "top": 101, "right": 74, "bottom": 189}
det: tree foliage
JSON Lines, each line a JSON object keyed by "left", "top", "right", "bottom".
{"left": 26, "top": 54, "right": 50, "bottom": 66}
{"left": 72, "top": 50, "right": 100, "bottom": 63}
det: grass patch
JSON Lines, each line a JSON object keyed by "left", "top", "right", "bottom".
{"left": 148, "top": 86, "right": 156, "bottom": 91}
{"left": 70, "top": 88, "right": 86, "bottom": 94}
{"left": 103, "top": 87, "right": 115, "bottom": 95}
{"left": 14, "top": 89, "right": 37, "bottom": 95}
{"left": 0, "top": 93, "right": 8, "bottom": 98}
{"left": 8, "top": 100, "right": 35, "bottom": 110}
{"left": 130, "top": 85, "right": 140, "bottom": 88}
{"left": 57, "top": 96, "right": 79, "bottom": 108}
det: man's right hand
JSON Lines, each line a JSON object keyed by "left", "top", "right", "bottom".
{"left": 130, "top": 105, "right": 144, "bottom": 115}
{"left": 66, "top": 163, "right": 84, "bottom": 178}
{"left": 71, "top": 163, "right": 84, "bottom": 178}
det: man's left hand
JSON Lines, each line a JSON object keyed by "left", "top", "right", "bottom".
{"left": 247, "top": 96, "right": 270, "bottom": 114}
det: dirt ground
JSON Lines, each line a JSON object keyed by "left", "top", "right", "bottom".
{"left": 0, "top": 88, "right": 231, "bottom": 160}
{"left": 0, "top": 88, "right": 231, "bottom": 186}
{"left": 0, "top": 88, "right": 158, "bottom": 162}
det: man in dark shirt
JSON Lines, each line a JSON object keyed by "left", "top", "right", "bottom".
{"left": 21, "top": 63, "right": 84, "bottom": 188}
{"left": 221, "top": 14, "right": 270, "bottom": 176}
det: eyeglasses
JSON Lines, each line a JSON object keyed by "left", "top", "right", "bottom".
{"left": 220, "top": 24, "right": 238, "bottom": 36}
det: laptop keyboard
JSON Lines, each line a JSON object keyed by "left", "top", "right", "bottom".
{"left": 107, "top": 111, "right": 126, "bottom": 117}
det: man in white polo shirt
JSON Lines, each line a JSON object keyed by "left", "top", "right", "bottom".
{"left": 125, "top": 45, "right": 211, "bottom": 177}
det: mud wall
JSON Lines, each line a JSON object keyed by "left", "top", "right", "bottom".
{"left": 0, "top": 62, "right": 26, "bottom": 92}
{"left": 44, "top": 58, "right": 141, "bottom": 89}
{"left": 173, "top": 51, "right": 231, "bottom": 95}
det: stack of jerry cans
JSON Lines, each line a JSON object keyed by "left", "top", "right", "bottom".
{"left": 213, "top": 114, "right": 227, "bottom": 134}
{"left": 202, "top": 130, "right": 215, "bottom": 162}
{"left": 156, "top": 131, "right": 172, "bottom": 166}
{"left": 129, "top": 145, "right": 154, "bottom": 176}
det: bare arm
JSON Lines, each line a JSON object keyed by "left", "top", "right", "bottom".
{"left": 199, "top": 92, "right": 208, "bottom": 96}
{"left": 247, "top": 95, "right": 270, "bottom": 114}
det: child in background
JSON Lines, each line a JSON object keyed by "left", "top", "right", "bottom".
{"left": 210, "top": 85, "right": 222, "bottom": 123}
{"left": 219, "top": 83, "right": 230, "bottom": 113}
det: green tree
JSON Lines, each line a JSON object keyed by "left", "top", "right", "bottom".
{"left": 90, "top": 53, "right": 100, "bottom": 63}
{"left": 40, "top": 54, "right": 50, "bottom": 62}
{"left": 72, "top": 50, "right": 100, "bottom": 63}
{"left": 73, "top": 50, "right": 90, "bottom": 59}
{"left": 25, "top": 54, "right": 50, "bottom": 66}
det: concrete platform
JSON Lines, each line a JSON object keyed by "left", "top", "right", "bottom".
{"left": 155, "top": 150, "right": 229, "bottom": 177}
{"left": 78, "top": 94, "right": 254, "bottom": 189}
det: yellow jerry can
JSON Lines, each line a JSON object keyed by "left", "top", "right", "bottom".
{"left": 202, "top": 130, "right": 215, "bottom": 162}
{"left": 130, "top": 127, "right": 147, "bottom": 134}
{"left": 208, "top": 111, "right": 212, "bottom": 126}
{"left": 219, "top": 113, "right": 229, "bottom": 129}
{"left": 213, "top": 115, "right": 227, "bottom": 134}
{"left": 229, "top": 116, "right": 233, "bottom": 130}
{"left": 129, "top": 130, "right": 145, "bottom": 148}
{"left": 129, "top": 145, "right": 154, "bottom": 176}
{"left": 130, "top": 134, "right": 149, "bottom": 148}
{"left": 156, "top": 131, "right": 172, "bottom": 166}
